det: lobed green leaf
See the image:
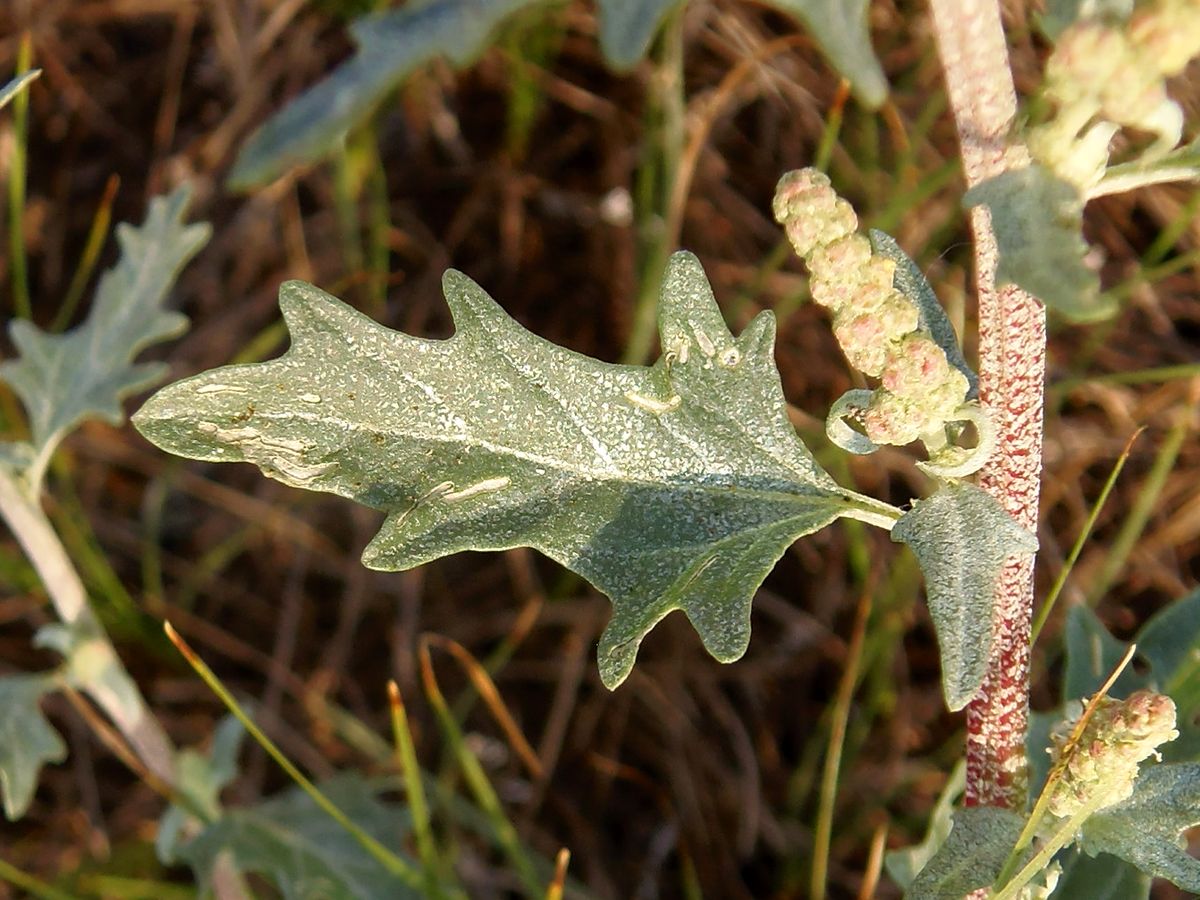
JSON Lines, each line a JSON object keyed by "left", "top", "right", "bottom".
{"left": 134, "top": 252, "right": 896, "bottom": 688}
{"left": 0, "top": 674, "right": 67, "bottom": 821}
{"left": 157, "top": 715, "right": 246, "bottom": 865}
{"left": 891, "top": 482, "right": 1037, "bottom": 711}
{"left": 0, "top": 185, "right": 210, "bottom": 486}
{"left": 180, "top": 774, "right": 418, "bottom": 900}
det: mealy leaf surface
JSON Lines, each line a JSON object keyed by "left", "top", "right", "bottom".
{"left": 134, "top": 252, "right": 895, "bottom": 687}
{"left": 0, "top": 674, "right": 67, "bottom": 821}
{"left": 905, "top": 806, "right": 1026, "bottom": 900}
{"left": 963, "top": 165, "right": 1106, "bottom": 321}
{"left": 891, "top": 482, "right": 1037, "bottom": 711}
{"left": 1079, "top": 763, "right": 1200, "bottom": 892}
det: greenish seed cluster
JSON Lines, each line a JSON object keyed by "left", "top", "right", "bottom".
{"left": 773, "top": 169, "right": 969, "bottom": 446}
{"left": 1046, "top": 690, "right": 1178, "bottom": 819}
{"left": 1032, "top": 0, "right": 1200, "bottom": 190}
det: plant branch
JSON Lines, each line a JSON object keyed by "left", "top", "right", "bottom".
{"left": 0, "top": 469, "right": 176, "bottom": 785}
{"left": 927, "top": 0, "right": 1046, "bottom": 810}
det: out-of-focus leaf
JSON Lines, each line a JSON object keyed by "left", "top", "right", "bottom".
{"left": 963, "top": 165, "right": 1107, "bottom": 322}
{"left": 764, "top": 0, "right": 885, "bottom": 106}
{"left": 1037, "top": 0, "right": 1133, "bottom": 40}
{"left": 597, "top": 0, "right": 681, "bottom": 67}
{"left": 905, "top": 806, "right": 1025, "bottom": 899}
{"left": 158, "top": 715, "right": 246, "bottom": 864}
{"left": 1051, "top": 849, "right": 1150, "bottom": 900}
{"left": 1079, "top": 763, "right": 1200, "bottom": 892}
{"left": 180, "top": 774, "right": 419, "bottom": 899}
{"left": 0, "top": 674, "right": 66, "bottom": 821}
{"left": 598, "top": 0, "right": 887, "bottom": 103}
{"left": 231, "top": 0, "right": 887, "bottom": 189}
{"left": 885, "top": 762, "right": 965, "bottom": 890}
{"left": 135, "top": 252, "right": 897, "bottom": 689}
{"left": 891, "top": 482, "right": 1038, "bottom": 710}
{"left": 1028, "top": 709, "right": 1059, "bottom": 800}
{"left": 1055, "top": 592, "right": 1200, "bottom": 762}
{"left": 869, "top": 229, "right": 977, "bottom": 399}
{"left": 228, "top": 0, "right": 541, "bottom": 189}
{"left": 0, "top": 186, "right": 209, "bottom": 485}
{"left": 0, "top": 69, "right": 40, "bottom": 112}
{"left": 1062, "top": 605, "right": 1139, "bottom": 702}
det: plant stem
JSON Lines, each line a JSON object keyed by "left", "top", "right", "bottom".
{"left": 0, "top": 470, "right": 176, "bottom": 784}
{"left": 927, "top": 0, "right": 1046, "bottom": 810}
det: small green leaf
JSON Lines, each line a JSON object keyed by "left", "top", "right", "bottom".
{"left": 963, "top": 165, "right": 1107, "bottom": 322}
{"left": 869, "top": 229, "right": 977, "bottom": 399}
{"left": 905, "top": 806, "right": 1025, "bottom": 900}
{"left": 158, "top": 715, "right": 246, "bottom": 864}
{"left": 228, "top": 0, "right": 541, "bottom": 189}
{"left": 0, "top": 186, "right": 209, "bottom": 485}
{"left": 0, "top": 69, "right": 40, "bottom": 113}
{"left": 135, "top": 252, "right": 895, "bottom": 688}
{"left": 0, "top": 674, "right": 67, "bottom": 821}
{"left": 885, "top": 761, "right": 965, "bottom": 890}
{"left": 1079, "top": 763, "right": 1200, "bottom": 892}
{"left": 1051, "top": 850, "right": 1150, "bottom": 900}
{"left": 765, "top": 0, "right": 886, "bottom": 107}
{"left": 596, "top": 0, "right": 681, "bottom": 67}
{"left": 891, "top": 482, "right": 1038, "bottom": 711}
{"left": 180, "top": 774, "right": 418, "bottom": 900}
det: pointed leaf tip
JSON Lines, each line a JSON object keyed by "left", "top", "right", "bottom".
{"left": 892, "top": 483, "right": 1037, "bottom": 711}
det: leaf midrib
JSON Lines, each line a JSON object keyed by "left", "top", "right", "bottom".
{"left": 244, "top": 408, "right": 845, "bottom": 510}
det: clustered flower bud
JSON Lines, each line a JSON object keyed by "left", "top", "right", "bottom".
{"left": 1045, "top": 690, "right": 1179, "bottom": 819}
{"left": 773, "top": 168, "right": 969, "bottom": 447}
{"left": 1033, "top": 0, "right": 1200, "bottom": 189}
